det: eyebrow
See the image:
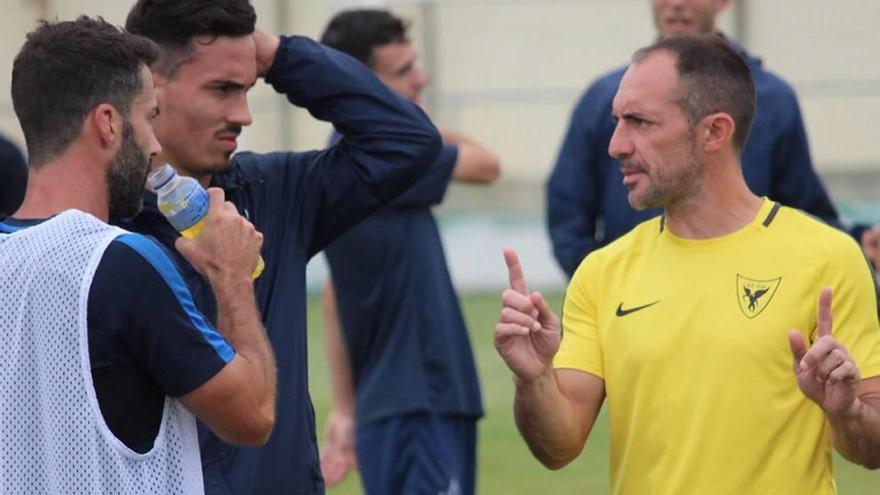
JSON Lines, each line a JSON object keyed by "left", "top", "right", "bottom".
{"left": 209, "top": 79, "right": 257, "bottom": 90}
{"left": 394, "top": 61, "right": 414, "bottom": 77}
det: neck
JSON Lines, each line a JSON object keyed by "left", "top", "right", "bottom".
{"left": 664, "top": 157, "right": 762, "bottom": 239}
{"left": 14, "top": 152, "right": 110, "bottom": 222}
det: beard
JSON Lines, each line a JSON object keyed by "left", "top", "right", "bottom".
{"left": 627, "top": 136, "right": 703, "bottom": 211}
{"left": 107, "top": 120, "right": 151, "bottom": 221}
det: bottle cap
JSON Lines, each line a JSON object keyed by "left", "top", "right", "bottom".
{"left": 147, "top": 163, "right": 176, "bottom": 191}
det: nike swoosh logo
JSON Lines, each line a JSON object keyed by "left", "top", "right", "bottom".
{"left": 616, "top": 300, "right": 660, "bottom": 317}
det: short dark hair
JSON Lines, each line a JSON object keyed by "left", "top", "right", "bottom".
{"left": 125, "top": 0, "right": 256, "bottom": 76}
{"left": 11, "top": 16, "right": 158, "bottom": 168}
{"left": 320, "top": 9, "right": 409, "bottom": 67}
{"left": 633, "top": 34, "right": 756, "bottom": 152}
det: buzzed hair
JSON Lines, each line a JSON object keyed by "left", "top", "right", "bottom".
{"left": 633, "top": 34, "right": 757, "bottom": 152}
{"left": 11, "top": 16, "right": 158, "bottom": 168}
{"left": 125, "top": 0, "right": 256, "bottom": 76}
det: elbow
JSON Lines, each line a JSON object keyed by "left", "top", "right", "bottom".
{"left": 534, "top": 449, "right": 578, "bottom": 471}
{"left": 222, "top": 406, "right": 276, "bottom": 447}
{"left": 524, "top": 436, "right": 581, "bottom": 471}
{"left": 480, "top": 154, "right": 502, "bottom": 184}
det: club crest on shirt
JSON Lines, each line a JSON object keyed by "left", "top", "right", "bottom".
{"left": 736, "top": 274, "right": 781, "bottom": 319}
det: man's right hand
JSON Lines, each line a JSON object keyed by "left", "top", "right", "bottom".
{"left": 175, "top": 188, "right": 263, "bottom": 283}
{"left": 495, "top": 249, "right": 562, "bottom": 382}
{"left": 253, "top": 29, "right": 280, "bottom": 78}
{"left": 320, "top": 409, "right": 357, "bottom": 486}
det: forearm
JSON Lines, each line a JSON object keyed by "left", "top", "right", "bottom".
{"left": 514, "top": 367, "right": 589, "bottom": 469}
{"left": 266, "top": 36, "right": 440, "bottom": 171}
{"left": 212, "top": 273, "right": 277, "bottom": 414}
{"left": 322, "top": 280, "right": 355, "bottom": 415}
{"left": 829, "top": 396, "right": 880, "bottom": 469}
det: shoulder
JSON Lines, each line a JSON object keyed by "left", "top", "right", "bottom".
{"left": 99, "top": 233, "right": 191, "bottom": 296}
{"left": 572, "top": 216, "right": 663, "bottom": 281}
{"left": 107, "top": 232, "right": 177, "bottom": 271}
{"left": 225, "top": 150, "right": 319, "bottom": 182}
{"left": 772, "top": 205, "right": 864, "bottom": 260}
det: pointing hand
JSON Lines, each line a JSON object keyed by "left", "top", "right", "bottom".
{"left": 494, "top": 248, "right": 561, "bottom": 382}
{"left": 788, "top": 288, "right": 861, "bottom": 418}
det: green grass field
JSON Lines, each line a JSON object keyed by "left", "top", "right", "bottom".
{"left": 306, "top": 292, "right": 880, "bottom": 494}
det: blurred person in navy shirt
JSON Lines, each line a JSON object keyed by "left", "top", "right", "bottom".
{"left": 319, "top": 9, "right": 500, "bottom": 495}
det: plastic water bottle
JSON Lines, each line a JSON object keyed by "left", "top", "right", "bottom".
{"left": 147, "top": 163, "right": 264, "bottom": 279}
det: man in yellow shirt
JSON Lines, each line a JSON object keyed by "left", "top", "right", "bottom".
{"left": 496, "top": 34, "right": 880, "bottom": 494}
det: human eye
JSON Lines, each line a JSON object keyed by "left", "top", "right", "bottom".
{"left": 625, "top": 115, "right": 653, "bottom": 127}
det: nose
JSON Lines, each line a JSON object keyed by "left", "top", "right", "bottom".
{"left": 228, "top": 93, "right": 253, "bottom": 127}
{"left": 608, "top": 121, "right": 633, "bottom": 160}
{"left": 148, "top": 127, "right": 162, "bottom": 158}
{"left": 415, "top": 67, "right": 430, "bottom": 91}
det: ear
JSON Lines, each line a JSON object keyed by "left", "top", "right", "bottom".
{"left": 701, "top": 112, "right": 735, "bottom": 154}
{"left": 91, "top": 103, "right": 122, "bottom": 149}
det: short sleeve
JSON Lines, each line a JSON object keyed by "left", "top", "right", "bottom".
{"left": 89, "top": 234, "right": 234, "bottom": 397}
{"left": 818, "top": 238, "right": 880, "bottom": 380}
{"left": 554, "top": 253, "right": 605, "bottom": 378}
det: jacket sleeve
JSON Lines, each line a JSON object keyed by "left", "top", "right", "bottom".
{"left": 263, "top": 36, "right": 442, "bottom": 256}
{"left": 546, "top": 86, "right": 607, "bottom": 278}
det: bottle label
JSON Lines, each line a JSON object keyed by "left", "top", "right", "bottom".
{"left": 165, "top": 189, "right": 209, "bottom": 232}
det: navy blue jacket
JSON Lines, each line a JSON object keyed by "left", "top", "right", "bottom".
{"left": 123, "top": 36, "right": 441, "bottom": 495}
{"left": 547, "top": 40, "right": 851, "bottom": 278}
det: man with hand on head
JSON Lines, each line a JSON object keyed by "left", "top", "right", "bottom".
{"left": 0, "top": 16, "right": 274, "bottom": 494}
{"left": 121, "top": 1, "right": 442, "bottom": 493}
{"left": 499, "top": 34, "right": 880, "bottom": 494}
{"left": 318, "top": 9, "right": 499, "bottom": 495}
{"left": 547, "top": 0, "right": 880, "bottom": 277}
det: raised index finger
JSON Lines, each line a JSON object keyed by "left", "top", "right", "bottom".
{"left": 503, "top": 248, "right": 528, "bottom": 295}
{"left": 817, "top": 287, "right": 833, "bottom": 338}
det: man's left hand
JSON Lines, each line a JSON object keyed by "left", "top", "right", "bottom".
{"left": 789, "top": 287, "right": 862, "bottom": 418}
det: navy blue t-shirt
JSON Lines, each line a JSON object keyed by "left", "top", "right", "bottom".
{"left": 325, "top": 144, "right": 484, "bottom": 425}
{"left": 0, "top": 218, "right": 232, "bottom": 453}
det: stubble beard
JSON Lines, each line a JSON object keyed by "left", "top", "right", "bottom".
{"left": 628, "top": 140, "right": 703, "bottom": 211}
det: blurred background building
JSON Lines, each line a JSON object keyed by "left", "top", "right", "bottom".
{"left": 2, "top": 0, "right": 879, "bottom": 290}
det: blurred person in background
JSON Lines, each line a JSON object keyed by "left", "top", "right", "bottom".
{"left": 499, "top": 34, "right": 880, "bottom": 494}
{"left": 319, "top": 9, "right": 500, "bottom": 495}
{"left": 1, "top": 16, "right": 274, "bottom": 493}
{"left": 121, "top": 1, "right": 442, "bottom": 494}
{"left": 547, "top": 0, "right": 880, "bottom": 278}
{"left": 0, "top": 133, "right": 27, "bottom": 218}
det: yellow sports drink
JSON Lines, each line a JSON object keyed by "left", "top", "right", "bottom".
{"left": 147, "top": 164, "right": 264, "bottom": 279}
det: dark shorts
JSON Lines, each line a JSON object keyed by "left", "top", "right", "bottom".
{"left": 356, "top": 413, "right": 477, "bottom": 495}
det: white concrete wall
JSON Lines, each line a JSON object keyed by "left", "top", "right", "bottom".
{"left": 1, "top": 0, "right": 878, "bottom": 178}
